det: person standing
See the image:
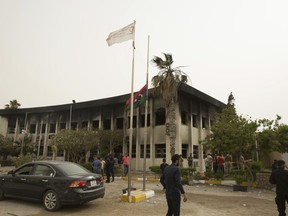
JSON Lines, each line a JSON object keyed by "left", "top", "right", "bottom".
{"left": 225, "top": 153, "right": 233, "bottom": 175}
{"left": 122, "top": 153, "right": 129, "bottom": 176}
{"left": 205, "top": 153, "right": 213, "bottom": 172}
{"left": 101, "top": 158, "right": 106, "bottom": 178}
{"left": 187, "top": 153, "right": 193, "bottom": 169}
{"left": 160, "top": 158, "right": 168, "bottom": 190}
{"left": 109, "top": 154, "right": 115, "bottom": 182}
{"left": 163, "top": 154, "right": 187, "bottom": 216}
{"left": 213, "top": 154, "right": 218, "bottom": 173}
{"left": 92, "top": 156, "right": 102, "bottom": 174}
{"left": 104, "top": 156, "right": 111, "bottom": 183}
{"left": 269, "top": 160, "right": 288, "bottom": 216}
{"left": 217, "top": 154, "right": 225, "bottom": 174}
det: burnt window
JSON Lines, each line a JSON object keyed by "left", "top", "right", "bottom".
{"left": 82, "top": 121, "right": 88, "bottom": 128}
{"left": 128, "top": 116, "right": 137, "bottom": 128}
{"left": 60, "top": 123, "right": 66, "bottom": 130}
{"left": 202, "top": 117, "right": 206, "bottom": 129}
{"left": 71, "top": 122, "right": 77, "bottom": 130}
{"left": 140, "top": 144, "right": 150, "bottom": 158}
{"left": 8, "top": 117, "right": 17, "bottom": 134}
{"left": 30, "top": 124, "right": 36, "bottom": 133}
{"left": 92, "top": 120, "right": 99, "bottom": 129}
{"left": 116, "top": 118, "right": 124, "bottom": 129}
{"left": 155, "top": 109, "right": 165, "bottom": 125}
{"left": 41, "top": 124, "right": 46, "bottom": 133}
{"left": 49, "top": 123, "right": 56, "bottom": 133}
{"left": 192, "top": 114, "right": 197, "bottom": 128}
{"left": 181, "top": 112, "right": 188, "bottom": 125}
{"left": 155, "top": 144, "right": 166, "bottom": 158}
{"left": 193, "top": 145, "right": 199, "bottom": 159}
{"left": 182, "top": 144, "right": 188, "bottom": 158}
{"left": 140, "top": 114, "right": 150, "bottom": 127}
{"left": 103, "top": 119, "right": 111, "bottom": 130}
{"left": 132, "top": 144, "right": 136, "bottom": 158}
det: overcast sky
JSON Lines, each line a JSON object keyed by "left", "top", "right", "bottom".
{"left": 0, "top": 0, "right": 287, "bottom": 124}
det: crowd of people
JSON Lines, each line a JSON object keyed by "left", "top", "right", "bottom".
{"left": 204, "top": 153, "right": 251, "bottom": 175}
{"left": 91, "top": 153, "right": 129, "bottom": 183}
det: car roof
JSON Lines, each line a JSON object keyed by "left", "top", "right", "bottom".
{"left": 28, "top": 160, "right": 76, "bottom": 166}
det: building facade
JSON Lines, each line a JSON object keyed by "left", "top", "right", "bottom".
{"left": 0, "top": 84, "right": 226, "bottom": 171}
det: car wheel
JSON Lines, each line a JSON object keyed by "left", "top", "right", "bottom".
{"left": 0, "top": 188, "right": 4, "bottom": 200}
{"left": 43, "top": 190, "right": 61, "bottom": 211}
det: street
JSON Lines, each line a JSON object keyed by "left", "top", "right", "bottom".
{"left": 0, "top": 178, "right": 277, "bottom": 216}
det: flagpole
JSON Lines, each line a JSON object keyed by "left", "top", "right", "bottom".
{"left": 143, "top": 35, "right": 150, "bottom": 191}
{"left": 128, "top": 22, "right": 136, "bottom": 202}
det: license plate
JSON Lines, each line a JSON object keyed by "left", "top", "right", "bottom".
{"left": 90, "top": 180, "right": 97, "bottom": 186}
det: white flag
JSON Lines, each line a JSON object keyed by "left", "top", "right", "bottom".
{"left": 106, "top": 22, "right": 135, "bottom": 46}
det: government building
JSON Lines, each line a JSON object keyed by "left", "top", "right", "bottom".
{"left": 0, "top": 84, "right": 226, "bottom": 171}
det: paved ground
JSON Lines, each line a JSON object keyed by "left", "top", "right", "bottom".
{"left": 0, "top": 166, "right": 279, "bottom": 216}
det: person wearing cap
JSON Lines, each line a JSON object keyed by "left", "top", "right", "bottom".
{"left": 163, "top": 154, "right": 187, "bottom": 216}
{"left": 269, "top": 160, "right": 288, "bottom": 216}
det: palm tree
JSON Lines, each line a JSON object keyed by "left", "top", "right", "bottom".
{"left": 151, "top": 53, "right": 188, "bottom": 157}
{"left": 5, "top": 99, "right": 21, "bottom": 109}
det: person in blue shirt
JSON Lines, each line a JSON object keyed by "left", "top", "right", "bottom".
{"left": 163, "top": 154, "right": 187, "bottom": 216}
{"left": 92, "top": 156, "right": 102, "bottom": 174}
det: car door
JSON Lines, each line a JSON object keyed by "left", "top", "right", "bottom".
{"left": 2, "top": 164, "right": 34, "bottom": 197}
{"left": 23, "top": 164, "right": 56, "bottom": 200}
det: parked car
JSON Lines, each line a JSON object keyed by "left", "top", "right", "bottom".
{"left": 0, "top": 160, "right": 105, "bottom": 211}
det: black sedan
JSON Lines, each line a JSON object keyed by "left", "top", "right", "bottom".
{"left": 0, "top": 160, "right": 105, "bottom": 211}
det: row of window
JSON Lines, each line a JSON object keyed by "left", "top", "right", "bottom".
{"left": 8, "top": 111, "right": 213, "bottom": 134}
{"left": 134, "top": 144, "right": 199, "bottom": 159}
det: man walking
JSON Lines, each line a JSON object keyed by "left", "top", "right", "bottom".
{"left": 164, "top": 154, "right": 187, "bottom": 216}
{"left": 269, "top": 160, "right": 288, "bottom": 216}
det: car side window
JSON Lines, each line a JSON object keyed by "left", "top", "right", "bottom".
{"left": 15, "top": 165, "right": 34, "bottom": 175}
{"left": 33, "top": 164, "right": 55, "bottom": 177}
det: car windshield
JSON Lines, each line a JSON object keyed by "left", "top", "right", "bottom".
{"left": 57, "top": 163, "right": 90, "bottom": 176}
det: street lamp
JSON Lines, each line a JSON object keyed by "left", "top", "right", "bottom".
{"left": 20, "top": 112, "right": 28, "bottom": 155}
{"left": 69, "top": 100, "right": 76, "bottom": 130}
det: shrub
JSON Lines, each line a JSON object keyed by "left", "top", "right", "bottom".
{"left": 251, "top": 161, "right": 263, "bottom": 172}
{"left": 149, "top": 166, "right": 161, "bottom": 175}
{"left": 80, "top": 162, "right": 92, "bottom": 171}
{"left": 214, "top": 169, "right": 224, "bottom": 180}
{"left": 12, "top": 154, "right": 33, "bottom": 168}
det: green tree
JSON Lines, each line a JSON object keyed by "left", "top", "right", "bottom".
{"left": 5, "top": 99, "right": 21, "bottom": 109}
{"left": 51, "top": 129, "right": 98, "bottom": 163}
{"left": 151, "top": 53, "right": 188, "bottom": 157}
{"left": 257, "top": 115, "right": 288, "bottom": 154}
{"left": 97, "top": 129, "right": 123, "bottom": 157}
{"left": 256, "top": 117, "right": 279, "bottom": 156}
{"left": 203, "top": 106, "right": 258, "bottom": 159}
{"left": 277, "top": 124, "right": 288, "bottom": 153}
{"left": 0, "top": 135, "right": 15, "bottom": 159}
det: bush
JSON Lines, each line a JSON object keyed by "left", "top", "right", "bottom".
{"left": 214, "top": 169, "right": 224, "bottom": 180}
{"left": 12, "top": 154, "right": 33, "bottom": 168}
{"left": 80, "top": 162, "right": 92, "bottom": 171}
{"left": 149, "top": 166, "right": 196, "bottom": 179}
{"left": 149, "top": 166, "right": 161, "bottom": 175}
{"left": 251, "top": 161, "right": 263, "bottom": 172}
{"left": 251, "top": 161, "right": 263, "bottom": 180}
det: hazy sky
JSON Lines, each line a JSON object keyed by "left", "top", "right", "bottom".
{"left": 0, "top": 0, "right": 287, "bottom": 124}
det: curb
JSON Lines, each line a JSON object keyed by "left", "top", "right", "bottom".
{"left": 121, "top": 189, "right": 155, "bottom": 203}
